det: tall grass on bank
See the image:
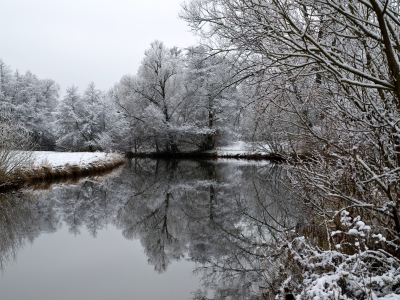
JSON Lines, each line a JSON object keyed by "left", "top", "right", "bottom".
{"left": 0, "top": 152, "right": 125, "bottom": 192}
{"left": 0, "top": 112, "right": 34, "bottom": 184}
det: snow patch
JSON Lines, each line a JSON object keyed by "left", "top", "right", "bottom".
{"left": 32, "top": 151, "right": 117, "bottom": 168}
{"left": 216, "top": 141, "right": 271, "bottom": 156}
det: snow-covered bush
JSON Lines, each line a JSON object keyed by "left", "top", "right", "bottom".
{"left": 270, "top": 212, "right": 400, "bottom": 299}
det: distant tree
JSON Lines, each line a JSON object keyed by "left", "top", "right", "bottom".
{"left": 111, "top": 41, "right": 200, "bottom": 153}
{"left": 53, "top": 86, "right": 85, "bottom": 150}
{"left": 0, "top": 60, "right": 13, "bottom": 110}
{"left": 184, "top": 46, "right": 239, "bottom": 149}
{"left": 133, "top": 41, "right": 188, "bottom": 152}
{"left": 54, "top": 84, "right": 99, "bottom": 151}
{"left": 110, "top": 41, "right": 246, "bottom": 153}
{"left": 0, "top": 60, "right": 60, "bottom": 150}
{"left": 79, "top": 82, "right": 107, "bottom": 151}
{"left": 54, "top": 83, "right": 120, "bottom": 152}
{"left": 109, "top": 75, "right": 150, "bottom": 153}
{"left": 17, "top": 72, "right": 59, "bottom": 149}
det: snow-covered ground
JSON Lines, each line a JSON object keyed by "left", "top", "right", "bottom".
{"left": 216, "top": 141, "right": 271, "bottom": 156}
{"left": 29, "top": 144, "right": 273, "bottom": 169}
{"left": 215, "top": 158, "right": 271, "bottom": 166}
{"left": 378, "top": 294, "right": 400, "bottom": 299}
{"left": 32, "top": 151, "right": 119, "bottom": 168}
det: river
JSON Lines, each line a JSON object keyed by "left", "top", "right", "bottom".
{"left": 0, "top": 159, "right": 302, "bottom": 300}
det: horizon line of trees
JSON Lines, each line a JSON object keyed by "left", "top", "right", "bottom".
{"left": 0, "top": 41, "right": 252, "bottom": 154}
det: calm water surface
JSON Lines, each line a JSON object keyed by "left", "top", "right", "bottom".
{"left": 0, "top": 159, "right": 301, "bottom": 300}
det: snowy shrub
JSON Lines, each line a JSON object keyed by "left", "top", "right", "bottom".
{"left": 272, "top": 213, "right": 400, "bottom": 299}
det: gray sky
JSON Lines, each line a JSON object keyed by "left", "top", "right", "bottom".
{"left": 1, "top": 0, "right": 197, "bottom": 93}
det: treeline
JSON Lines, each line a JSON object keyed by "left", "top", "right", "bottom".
{"left": 0, "top": 42, "right": 259, "bottom": 153}
{"left": 0, "top": 61, "right": 59, "bottom": 149}
{"left": 0, "top": 40, "right": 315, "bottom": 155}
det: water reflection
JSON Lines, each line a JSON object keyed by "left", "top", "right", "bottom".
{"left": 0, "top": 192, "right": 60, "bottom": 270}
{"left": 0, "top": 159, "right": 303, "bottom": 299}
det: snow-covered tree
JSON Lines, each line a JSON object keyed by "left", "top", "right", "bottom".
{"left": 53, "top": 86, "right": 84, "bottom": 150}
{"left": 0, "top": 60, "right": 59, "bottom": 149}
{"left": 184, "top": 46, "right": 239, "bottom": 149}
{"left": 182, "top": 0, "right": 400, "bottom": 297}
{"left": 111, "top": 41, "right": 200, "bottom": 153}
{"left": 110, "top": 41, "right": 246, "bottom": 153}
{"left": 109, "top": 75, "right": 151, "bottom": 153}
{"left": 79, "top": 82, "right": 106, "bottom": 151}
{"left": 54, "top": 83, "right": 116, "bottom": 151}
{"left": 133, "top": 41, "right": 188, "bottom": 152}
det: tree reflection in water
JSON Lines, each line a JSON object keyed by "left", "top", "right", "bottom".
{"left": 0, "top": 159, "right": 303, "bottom": 299}
{"left": 0, "top": 191, "right": 60, "bottom": 270}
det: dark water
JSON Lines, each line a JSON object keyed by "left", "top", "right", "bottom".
{"left": 0, "top": 159, "right": 301, "bottom": 300}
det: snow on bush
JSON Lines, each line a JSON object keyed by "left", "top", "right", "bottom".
{"left": 273, "top": 212, "right": 400, "bottom": 299}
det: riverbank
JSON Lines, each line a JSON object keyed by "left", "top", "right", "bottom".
{"left": 126, "top": 151, "right": 286, "bottom": 161}
{"left": 0, "top": 151, "right": 125, "bottom": 193}
{"left": 125, "top": 141, "right": 286, "bottom": 161}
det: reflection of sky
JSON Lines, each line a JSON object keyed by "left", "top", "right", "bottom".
{"left": 0, "top": 160, "right": 295, "bottom": 299}
{"left": 0, "top": 225, "right": 200, "bottom": 300}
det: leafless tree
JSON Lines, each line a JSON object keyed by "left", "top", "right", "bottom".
{"left": 181, "top": 0, "right": 400, "bottom": 297}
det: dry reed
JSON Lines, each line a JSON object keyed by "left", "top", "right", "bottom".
{"left": 0, "top": 154, "right": 125, "bottom": 193}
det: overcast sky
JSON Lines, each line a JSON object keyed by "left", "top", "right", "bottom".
{"left": 1, "top": 0, "right": 197, "bottom": 93}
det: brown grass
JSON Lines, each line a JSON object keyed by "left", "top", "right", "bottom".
{"left": 0, "top": 155, "right": 125, "bottom": 193}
